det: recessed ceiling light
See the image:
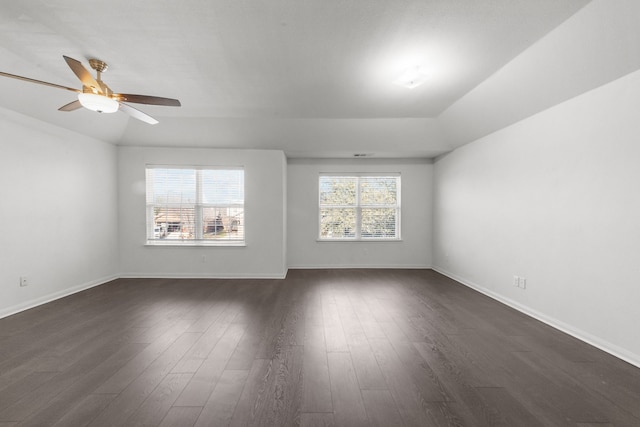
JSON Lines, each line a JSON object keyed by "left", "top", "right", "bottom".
{"left": 393, "top": 67, "right": 429, "bottom": 89}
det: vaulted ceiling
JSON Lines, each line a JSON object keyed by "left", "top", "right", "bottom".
{"left": 0, "top": 0, "right": 590, "bottom": 157}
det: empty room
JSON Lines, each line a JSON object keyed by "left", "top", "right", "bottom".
{"left": 1, "top": 0, "right": 639, "bottom": 426}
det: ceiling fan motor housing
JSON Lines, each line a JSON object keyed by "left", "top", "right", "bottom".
{"left": 88, "top": 59, "right": 108, "bottom": 73}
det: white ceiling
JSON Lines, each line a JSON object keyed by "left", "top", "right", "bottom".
{"left": 0, "top": 0, "right": 589, "bottom": 158}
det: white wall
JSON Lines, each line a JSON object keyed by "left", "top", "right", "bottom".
{"left": 0, "top": 107, "right": 119, "bottom": 318}
{"left": 118, "top": 147, "right": 287, "bottom": 278}
{"left": 439, "top": 0, "right": 640, "bottom": 148}
{"left": 433, "top": 69, "right": 640, "bottom": 366}
{"left": 288, "top": 158, "right": 432, "bottom": 268}
{"left": 121, "top": 117, "right": 448, "bottom": 159}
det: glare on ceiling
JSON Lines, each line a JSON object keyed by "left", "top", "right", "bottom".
{"left": 393, "top": 67, "right": 430, "bottom": 89}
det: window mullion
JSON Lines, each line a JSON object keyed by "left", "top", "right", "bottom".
{"left": 195, "top": 170, "right": 203, "bottom": 240}
{"left": 355, "top": 177, "right": 362, "bottom": 239}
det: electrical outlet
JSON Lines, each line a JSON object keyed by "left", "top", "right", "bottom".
{"left": 513, "top": 275, "right": 520, "bottom": 287}
{"left": 20, "top": 276, "right": 28, "bottom": 287}
{"left": 519, "top": 277, "right": 527, "bottom": 289}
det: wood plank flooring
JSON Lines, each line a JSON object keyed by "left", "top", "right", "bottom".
{"left": 1, "top": 269, "right": 639, "bottom": 426}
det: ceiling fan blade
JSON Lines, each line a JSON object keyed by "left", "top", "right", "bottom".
{"left": 63, "top": 55, "right": 102, "bottom": 94}
{"left": 0, "top": 71, "right": 80, "bottom": 93}
{"left": 58, "top": 100, "right": 83, "bottom": 111}
{"left": 114, "top": 93, "right": 181, "bottom": 107}
{"left": 118, "top": 102, "right": 159, "bottom": 125}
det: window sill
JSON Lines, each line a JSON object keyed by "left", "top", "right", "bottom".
{"left": 316, "top": 238, "right": 402, "bottom": 243}
{"left": 146, "top": 240, "right": 246, "bottom": 247}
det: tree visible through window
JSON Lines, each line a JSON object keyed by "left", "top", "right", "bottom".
{"left": 146, "top": 166, "right": 244, "bottom": 245}
{"left": 319, "top": 175, "right": 400, "bottom": 240}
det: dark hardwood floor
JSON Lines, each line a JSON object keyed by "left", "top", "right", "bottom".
{"left": 1, "top": 269, "right": 639, "bottom": 426}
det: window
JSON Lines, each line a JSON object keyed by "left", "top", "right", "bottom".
{"left": 319, "top": 174, "right": 400, "bottom": 240}
{"left": 146, "top": 166, "right": 244, "bottom": 245}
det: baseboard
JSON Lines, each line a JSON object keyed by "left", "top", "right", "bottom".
{"left": 15, "top": 266, "right": 636, "bottom": 370}
{"left": 118, "top": 272, "right": 288, "bottom": 280}
{"left": 288, "top": 264, "right": 432, "bottom": 270}
{"left": 432, "top": 266, "right": 640, "bottom": 369}
{"left": 0, "top": 274, "right": 119, "bottom": 320}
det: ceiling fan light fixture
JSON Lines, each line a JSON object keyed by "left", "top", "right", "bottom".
{"left": 393, "top": 66, "right": 430, "bottom": 89}
{"left": 78, "top": 93, "right": 119, "bottom": 113}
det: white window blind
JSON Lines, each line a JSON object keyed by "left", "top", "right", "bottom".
{"left": 146, "top": 166, "right": 244, "bottom": 245}
{"left": 319, "top": 174, "right": 400, "bottom": 240}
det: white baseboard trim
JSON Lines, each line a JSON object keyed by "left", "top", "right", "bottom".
{"left": 118, "top": 272, "right": 288, "bottom": 280}
{"left": 432, "top": 266, "right": 640, "bottom": 369}
{"left": 0, "top": 274, "right": 119, "bottom": 320}
{"left": 288, "top": 264, "right": 431, "bottom": 270}
{"left": 0, "top": 270, "right": 289, "bottom": 319}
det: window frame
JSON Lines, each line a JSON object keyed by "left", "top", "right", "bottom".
{"left": 145, "top": 165, "right": 245, "bottom": 247}
{"left": 318, "top": 173, "right": 401, "bottom": 241}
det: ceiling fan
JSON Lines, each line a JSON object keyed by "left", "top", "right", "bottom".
{"left": 0, "top": 55, "right": 181, "bottom": 124}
